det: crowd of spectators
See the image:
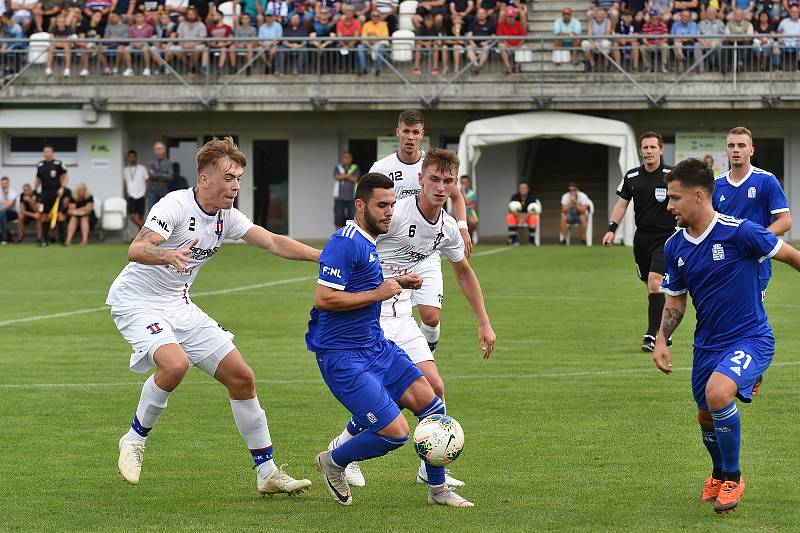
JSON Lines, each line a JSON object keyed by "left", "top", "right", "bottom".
{"left": 554, "top": 0, "right": 800, "bottom": 72}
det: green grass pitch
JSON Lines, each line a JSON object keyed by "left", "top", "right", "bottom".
{"left": 1, "top": 243, "right": 799, "bottom": 531}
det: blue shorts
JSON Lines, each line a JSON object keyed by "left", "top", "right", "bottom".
{"left": 692, "top": 337, "right": 775, "bottom": 411}
{"left": 316, "top": 340, "right": 423, "bottom": 432}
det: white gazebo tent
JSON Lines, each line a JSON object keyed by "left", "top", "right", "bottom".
{"left": 456, "top": 111, "right": 640, "bottom": 245}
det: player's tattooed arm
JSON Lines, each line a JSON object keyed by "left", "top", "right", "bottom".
{"left": 653, "top": 294, "right": 685, "bottom": 374}
{"left": 659, "top": 307, "right": 684, "bottom": 340}
{"left": 128, "top": 227, "right": 197, "bottom": 269}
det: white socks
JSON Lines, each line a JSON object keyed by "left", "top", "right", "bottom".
{"left": 230, "top": 397, "right": 275, "bottom": 478}
{"left": 420, "top": 322, "right": 440, "bottom": 345}
{"left": 127, "top": 374, "right": 171, "bottom": 442}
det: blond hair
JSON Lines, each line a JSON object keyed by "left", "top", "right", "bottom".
{"left": 728, "top": 126, "right": 753, "bottom": 143}
{"left": 73, "top": 182, "right": 91, "bottom": 201}
{"left": 422, "top": 147, "right": 459, "bottom": 177}
{"left": 196, "top": 136, "right": 246, "bottom": 175}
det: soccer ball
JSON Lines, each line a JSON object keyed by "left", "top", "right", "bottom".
{"left": 527, "top": 200, "right": 542, "bottom": 215}
{"left": 413, "top": 414, "right": 465, "bottom": 467}
{"left": 508, "top": 200, "right": 523, "bottom": 213}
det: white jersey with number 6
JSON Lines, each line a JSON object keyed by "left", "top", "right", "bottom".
{"left": 377, "top": 196, "right": 464, "bottom": 317}
{"left": 369, "top": 150, "right": 426, "bottom": 199}
{"left": 106, "top": 188, "right": 254, "bottom": 308}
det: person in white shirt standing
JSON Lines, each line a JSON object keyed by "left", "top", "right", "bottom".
{"left": 559, "top": 181, "right": 592, "bottom": 245}
{"left": 108, "top": 137, "right": 319, "bottom": 496}
{"left": 123, "top": 149, "right": 149, "bottom": 229}
{"left": 0, "top": 176, "right": 18, "bottom": 244}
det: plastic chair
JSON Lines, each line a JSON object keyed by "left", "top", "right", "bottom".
{"left": 514, "top": 47, "right": 533, "bottom": 63}
{"left": 28, "top": 32, "right": 52, "bottom": 65}
{"left": 398, "top": 0, "right": 418, "bottom": 31}
{"left": 99, "top": 196, "right": 127, "bottom": 240}
{"left": 391, "top": 29, "right": 415, "bottom": 63}
{"left": 218, "top": 1, "right": 242, "bottom": 28}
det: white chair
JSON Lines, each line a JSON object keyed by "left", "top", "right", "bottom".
{"left": 552, "top": 49, "right": 570, "bottom": 63}
{"left": 99, "top": 196, "right": 127, "bottom": 240}
{"left": 564, "top": 198, "right": 594, "bottom": 246}
{"left": 391, "top": 29, "right": 415, "bottom": 63}
{"left": 514, "top": 47, "right": 533, "bottom": 63}
{"left": 28, "top": 32, "right": 52, "bottom": 65}
{"left": 218, "top": 1, "right": 242, "bottom": 29}
{"left": 398, "top": 0, "right": 418, "bottom": 31}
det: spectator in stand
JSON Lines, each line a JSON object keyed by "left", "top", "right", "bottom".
{"left": 581, "top": 6, "right": 612, "bottom": 71}
{"left": 695, "top": 6, "right": 725, "bottom": 69}
{"left": 778, "top": 5, "right": 800, "bottom": 69}
{"left": 478, "top": 0, "right": 497, "bottom": 20}
{"left": 310, "top": 7, "right": 336, "bottom": 71}
{"left": 0, "top": 176, "right": 17, "bottom": 244}
{"left": 84, "top": 0, "right": 112, "bottom": 16}
{"left": 449, "top": 0, "right": 474, "bottom": 27}
{"left": 242, "top": 0, "right": 266, "bottom": 25}
{"left": 466, "top": 6, "right": 494, "bottom": 70}
{"left": 497, "top": 6, "right": 524, "bottom": 73}
{"left": 206, "top": 10, "right": 234, "bottom": 71}
{"left": 75, "top": 10, "right": 106, "bottom": 76}
{"left": 1, "top": 11, "right": 26, "bottom": 74}
{"left": 447, "top": 14, "right": 467, "bottom": 71}
{"left": 560, "top": 182, "right": 591, "bottom": 245}
{"left": 553, "top": 7, "right": 582, "bottom": 64}
{"left": 755, "top": 0, "right": 780, "bottom": 23}
{"left": 147, "top": 141, "right": 172, "bottom": 211}
{"left": 753, "top": 8, "right": 780, "bottom": 68}
{"left": 164, "top": 0, "right": 188, "bottom": 22}
{"left": 671, "top": 9, "right": 698, "bottom": 71}
{"left": 174, "top": 7, "right": 209, "bottom": 73}
{"left": 191, "top": 0, "right": 217, "bottom": 22}
{"left": 113, "top": 0, "right": 136, "bottom": 23}
{"left": 34, "top": 0, "right": 63, "bottom": 32}
{"left": 623, "top": 0, "right": 647, "bottom": 21}
{"left": 357, "top": 9, "right": 388, "bottom": 75}
{"left": 287, "top": 0, "right": 313, "bottom": 27}
{"left": 64, "top": 183, "right": 95, "bottom": 246}
{"left": 671, "top": 0, "right": 699, "bottom": 20}
{"left": 613, "top": 8, "right": 640, "bottom": 71}
{"left": 282, "top": 12, "right": 308, "bottom": 73}
{"left": 16, "top": 183, "right": 40, "bottom": 243}
{"left": 332, "top": 151, "right": 359, "bottom": 229}
{"left": 45, "top": 15, "right": 76, "bottom": 77}
{"left": 372, "top": 0, "right": 398, "bottom": 32}
{"left": 587, "top": 0, "right": 620, "bottom": 23}
{"left": 266, "top": 0, "right": 290, "bottom": 23}
{"left": 500, "top": 0, "right": 527, "bottom": 23}
{"left": 727, "top": 0, "right": 755, "bottom": 20}
{"left": 232, "top": 12, "right": 258, "bottom": 73}
{"left": 135, "top": 0, "right": 162, "bottom": 21}
{"left": 641, "top": 9, "right": 670, "bottom": 71}
{"left": 648, "top": 0, "right": 673, "bottom": 22}
{"left": 340, "top": 0, "right": 370, "bottom": 23}
{"left": 258, "top": 8, "right": 282, "bottom": 73}
{"left": 124, "top": 149, "right": 148, "bottom": 229}
{"left": 335, "top": 4, "right": 361, "bottom": 59}
{"left": 151, "top": 12, "right": 173, "bottom": 72}
{"left": 414, "top": 12, "right": 444, "bottom": 74}
{"left": 10, "top": 0, "right": 38, "bottom": 34}
{"left": 725, "top": 6, "right": 754, "bottom": 71}
{"left": 100, "top": 12, "right": 130, "bottom": 75}
{"left": 413, "top": 0, "right": 447, "bottom": 29}
{"left": 123, "top": 11, "right": 154, "bottom": 76}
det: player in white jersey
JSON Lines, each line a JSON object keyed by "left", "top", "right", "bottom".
{"left": 107, "top": 138, "right": 318, "bottom": 496}
{"left": 368, "top": 110, "right": 472, "bottom": 367}
{"left": 329, "top": 148, "right": 496, "bottom": 487}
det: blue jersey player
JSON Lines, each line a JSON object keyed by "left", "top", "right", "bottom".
{"left": 307, "top": 172, "right": 475, "bottom": 508}
{"left": 712, "top": 126, "right": 792, "bottom": 298}
{"left": 653, "top": 158, "right": 800, "bottom": 514}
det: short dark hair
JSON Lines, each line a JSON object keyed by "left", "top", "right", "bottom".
{"left": 128, "top": 149, "right": 137, "bottom": 156}
{"left": 665, "top": 158, "right": 714, "bottom": 193}
{"left": 43, "top": 144, "right": 54, "bottom": 151}
{"left": 568, "top": 181, "right": 578, "bottom": 189}
{"left": 1, "top": 176, "right": 8, "bottom": 182}
{"left": 638, "top": 131, "right": 663, "bottom": 149}
{"left": 398, "top": 109, "right": 424, "bottom": 127}
{"left": 356, "top": 173, "right": 394, "bottom": 202}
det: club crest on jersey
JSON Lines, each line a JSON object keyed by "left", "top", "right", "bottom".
{"left": 146, "top": 322, "right": 163, "bottom": 335}
{"left": 654, "top": 188, "right": 667, "bottom": 202}
{"left": 712, "top": 243, "right": 725, "bottom": 261}
{"left": 215, "top": 214, "right": 223, "bottom": 239}
{"left": 747, "top": 186, "right": 757, "bottom": 199}
{"left": 432, "top": 232, "right": 445, "bottom": 249}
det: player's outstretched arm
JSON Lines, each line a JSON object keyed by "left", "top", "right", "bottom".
{"left": 128, "top": 227, "right": 197, "bottom": 269}
{"left": 772, "top": 241, "right": 800, "bottom": 272}
{"left": 314, "top": 279, "right": 402, "bottom": 312}
{"left": 767, "top": 211, "right": 792, "bottom": 237}
{"left": 242, "top": 225, "right": 321, "bottom": 263}
{"left": 449, "top": 185, "right": 473, "bottom": 258}
{"left": 602, "top": 197, "right": 630, "bottom": 247}
{"left": 451, "top": 258, "right": 496, "bottom": 358}
{"left": 653, "top": 293, "right": 686, "bottom": 374}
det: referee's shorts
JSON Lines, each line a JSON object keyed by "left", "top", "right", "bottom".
{"left": 39, "top": 190, "right": 60, "bottom": 214}
{"left": 633, "top": 229, "right": 675, "bottom": 282}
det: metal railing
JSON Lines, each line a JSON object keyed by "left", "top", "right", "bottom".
{"left": 1, "top": 34, "right": 797, "bottom": 108}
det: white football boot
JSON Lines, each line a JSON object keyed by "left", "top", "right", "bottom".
{"left": 328, "top": 437, "right": 366, "bottom": 487}
{"left": 428, "top": 485, "right": 474, "bottom": 508}
{"left": 315, "top": 451, "right": 352, "bottom": 506}
{"left": 416, "top": 461, "right": 465, "bottom": 487}
{"left": 118, "top": 435, "right": 145, "bottom": 485}
{"left": 257, "top": 464, "right": 311, "bottom": 496}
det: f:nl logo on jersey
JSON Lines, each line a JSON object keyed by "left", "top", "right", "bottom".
{"left": 747, "top": 186, "right": 757, "bottom": 199}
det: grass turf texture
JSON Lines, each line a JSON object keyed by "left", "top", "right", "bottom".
{"left": 1, "top": 243, "right": 799, "bottom": 532}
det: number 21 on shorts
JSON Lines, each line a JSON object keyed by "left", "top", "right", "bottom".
{"left": 729, "top": 350, "right": 752, "bottom": 377}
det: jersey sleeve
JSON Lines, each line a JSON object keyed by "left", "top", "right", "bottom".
{"left": 224, "top": 207, "right": 255, "bottom": 240}
{"left": 317, "top": 235, "right": 358, "bottom": 290}
{"left": 765, "top": 175, "right": 790, "bottom": 215}
{"left": 143, "top": 194, "right": 183, "bottom": 240}
{"left": 738, "top": 220, "right": 783, "bottom": 263}
{"left": 616, "top": 174, "right": 633, "bottom": 200}
{"left": 660, "top": 238, "right": 687, "bottom": 296}
{"left": 441, "top": 220, "right": 466, "bottom": 263}
{"left": 711, "top": 183, "right": 720, "bottom": 211}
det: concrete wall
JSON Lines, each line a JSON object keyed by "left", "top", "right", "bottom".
{"left": 472, "top": 143, "right": 519, "bottom": 238}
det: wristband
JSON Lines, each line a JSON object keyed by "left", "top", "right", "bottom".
{"left": 607, "top": 221, "right": 619, "bottom": 233}
{"left": 457, "top": 220, "right": 468, "bottom": 230}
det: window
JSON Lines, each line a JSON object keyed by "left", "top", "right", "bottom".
{"left": 6, "top": 136, "right": 78, "bottom": 164}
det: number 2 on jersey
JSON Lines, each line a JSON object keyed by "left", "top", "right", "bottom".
{"left": 389, "top": 171, "right": 402, "bottom": 182}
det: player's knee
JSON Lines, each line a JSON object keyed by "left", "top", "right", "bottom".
{"left": 419, "top": 310, "right": 440, "bottom": 328}
{"left": 704, "top": 384, "right": 733, "bottom": 411}
{"left": 226, "top": 366, "right": 256, "bottom": 396}
{"left": 157, "top": 357, "right": 190, "bottom": 385}
{"left": 382, "top": 416, "right": 410, "bottom": 438}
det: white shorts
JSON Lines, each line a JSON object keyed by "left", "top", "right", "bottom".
{"left": 411, "top": 252, "right": 444, "bottom": 309}
{"left": 111, "top": 302, "right": 235, "bottom": 375}
{"left": 380, "top": 315, "right": 434, "bottom": 364}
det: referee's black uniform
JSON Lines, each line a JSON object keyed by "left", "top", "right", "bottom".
{"left": 36, "top": 158, "right": 68, "bottom": 214}
{"left": 616, "top": 159, "right": 676, "bottom": 350}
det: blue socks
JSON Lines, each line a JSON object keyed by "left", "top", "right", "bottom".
{"left": 250, "top": 446, "right": 273, "bottom": 467}
{"left": 710, "top": 402, "right": 741, "bottom": 480}
{"left": 415, "top": 396, "right": 447, "bottom": 486}
{"left": 331, "top": 431, "right": 407, "bottom": 467}
{"left": 131, "top": 415, "right": 152, "bottom": 438}
{"left": 701, "top": 427, "right": 723, "bottom": 479}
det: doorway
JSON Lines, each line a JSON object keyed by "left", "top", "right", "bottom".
{"left": 347, "top": 139, "right": 377, "bottom": 175}
{"left": 167, "top": 138, "right": 199, "bottom": 187}
{"left": 252, "top": 140, "right": 289, "bottom": 234}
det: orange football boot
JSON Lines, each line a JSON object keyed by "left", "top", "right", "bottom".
{"left": 714, "top": 477, "right": 746, "bottom": 513}
{"left": 700, "top": 476, "right": 723, "bottom": 503}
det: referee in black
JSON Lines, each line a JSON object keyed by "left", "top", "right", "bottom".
{"left": 33, "top": 145, "right": 69, "bottom": 247}
{"left": 602, "top": 131, "right": 676, "bottom": 352}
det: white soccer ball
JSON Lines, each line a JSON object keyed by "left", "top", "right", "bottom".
{"left": 413, "top": 414, "right": 465, "bottom": 467}
{"left": 508, "top": 200, "right": 523, "bottom": 213}
{"left": 527, "top": 200, "right": 542, "bottom": 215}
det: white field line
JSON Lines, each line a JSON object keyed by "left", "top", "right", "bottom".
{"left": 2, "top": 360, "right": 799, "bottom": 390}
